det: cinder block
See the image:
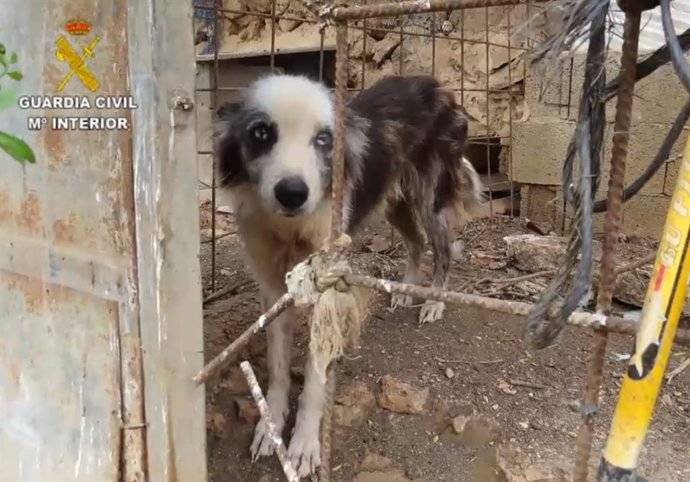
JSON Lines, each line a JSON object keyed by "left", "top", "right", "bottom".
{"left": 512, "top": 118, "right": 679, "bottom": 195}
{"left": 524, "top": 58, "right": 573, "bottom": 120}
{"left": 619, "top": 194, "right": 671, "bottom": 238}
{"left": 512, "top": 118, "right": 576, "bottom": 185}
{"left": 520, "top": 185, "right": 560, "bottom": 231}
{"left": 567, "top": 55, "right": 690, "bottom": 125}
{"left": 528, "top": 53, "right": 690, "bottom": 125}
{"left": 523, "top": 183, "right": 671, "bottom": 238}
{"left": 598, "top": 123, "right": 688, "bottom": 196}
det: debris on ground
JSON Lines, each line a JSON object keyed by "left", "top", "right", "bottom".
{"left": 449, "top": 415, "right": 501, "bottom": 448}
{"left": 334, "top": 381, "right": 376, "bottom": 427}
{"left": 504, "top": 234, "right": 602, "bottom": 273}
{"left": 236, "top": 398, "right": 261, "bottom": 425}
{"left": 497, "top": 444, "right": 569, "bottom": 482}
{"left": 377, "top": 375, "right": 430, "bottom": 415}
{"left": 208, "top": 411, "right": 229, "bottom": 439}
{"left": 354, "top": 452, "right": 413, "bottom": 482}
{"left": 199, "top": 205, "right": 688, "bottom": 482}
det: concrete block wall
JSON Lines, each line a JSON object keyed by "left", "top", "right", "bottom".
{"left": 514, "top": 54, "right": 690, "bottom": 238}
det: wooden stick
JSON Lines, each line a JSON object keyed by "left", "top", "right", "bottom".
{"left": 667, "top": 357, "right": 690, "bottom": 385}
{"left": 240, "top": 361, "right": 299, "bottom": 482}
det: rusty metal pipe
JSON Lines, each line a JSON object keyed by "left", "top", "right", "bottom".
{"left": 573, "top": 7, "right": 643, "bottom": 482}
{"left": 331, "top": 0, "right": 547, "bottom": 21}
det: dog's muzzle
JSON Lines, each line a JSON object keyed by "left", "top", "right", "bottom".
{"left": 274, "top": 176, "right": 309, "bottom": 213}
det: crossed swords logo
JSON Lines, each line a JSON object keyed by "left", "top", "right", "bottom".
{"left": 55, "top": 35, "right": 101, "bottom": 92}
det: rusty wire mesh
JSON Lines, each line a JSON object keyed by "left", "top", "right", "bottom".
{"left": 191, "top": 1, "right": 690, "bottom": 481}
{"left": 194, "top": 0, "right": 532, "bottom": 297}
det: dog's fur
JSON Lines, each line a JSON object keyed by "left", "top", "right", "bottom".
{"left": 214, "top": 73, "right": 487, "bottom": 477}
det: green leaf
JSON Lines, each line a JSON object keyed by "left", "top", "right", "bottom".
{"left": 0, "top": 53, "right": 6, "bottom": 68}
{"left": 9, "top": 52, "right": 17, "bottom": 64}
{"left": 0, "top": 87, "right": 17, "bottom": 109}
{"left": 7, "top": 71, "right": 22, "bottom": 81}
{"left": 0, "top": 131, "right": 36, "bottom": 164}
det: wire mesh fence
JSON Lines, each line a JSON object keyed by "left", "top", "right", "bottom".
{"left": 191, "top": 1, "right": 690, "bottom": 481}
{"left": 194, "top": 0, "right": 540, "bottom": 295}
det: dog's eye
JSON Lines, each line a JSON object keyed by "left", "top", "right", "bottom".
{"left": 249, "top": 123, "right": 271, "bottom": 142}
{"left": 315, "top": 130, "right": 333, "bottom": 149}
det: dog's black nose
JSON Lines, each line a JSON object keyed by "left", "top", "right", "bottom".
{"left": 274, "top": 177, "right": 309, "bottom": 211}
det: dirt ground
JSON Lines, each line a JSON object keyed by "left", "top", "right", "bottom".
{"left": 199, "top": 201, "right": 690, "bottom": 482}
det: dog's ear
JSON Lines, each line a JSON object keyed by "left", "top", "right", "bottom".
{"left": 214, "top": 102, "right": 249, "bottom": 187}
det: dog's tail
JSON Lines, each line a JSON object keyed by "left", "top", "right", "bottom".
{"left": 456, "top": 156, "right": 493, "bottom": 219}
{"left": 437, "top": 85, "right": 492, "bottom": 220}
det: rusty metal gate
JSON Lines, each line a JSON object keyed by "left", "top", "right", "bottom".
{"left": 0, "top": 0, "right": 206, "bottom": 481}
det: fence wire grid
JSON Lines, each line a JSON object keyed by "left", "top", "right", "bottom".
{"left": 191, "top": 1, "right": 690, "bottom": 482}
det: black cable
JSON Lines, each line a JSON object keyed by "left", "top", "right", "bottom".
{"left": 583, "top": 0, "right": 690, "bottom": 213}
{"left": 524, "top": 1, "right": 607, "bottom": 349}
{"left": 592, "top": 97, "right": 690, "bottom": 213}
{"left": 604, "top": 26, "right": 690, "bottom": 102}
{"left": 661, "top": 0, "right": 690, "bottom": 95}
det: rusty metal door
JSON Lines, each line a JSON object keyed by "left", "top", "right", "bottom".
{"left": 0, "top": 1, "right": 206, "bottom": 481}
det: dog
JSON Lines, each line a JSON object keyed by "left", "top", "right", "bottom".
{"left": 214, "top": 73, "right": 487, "bottom": 477}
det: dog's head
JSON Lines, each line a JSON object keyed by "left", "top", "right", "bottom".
{"left": 214, "top": 74, "right": 335, "bottom": 217}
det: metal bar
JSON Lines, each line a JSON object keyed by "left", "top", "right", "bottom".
{"left": 318, "top": 365, "right": 336, "bottom": 482}
{"left": 461, "top": 10, "right": 466, "bottom": 106}
{"left": 342, "top": 273, "right": 690, "bottom": 345}
{"left": 128, "top": 0, "right": 206, "bottom": 477}
{"left": 240, "top": 361, "right": 300, "bottom": 482}
{"left": 331, "top": 0, "right": 547, "bottom": 20}
{"left": 598, "top": 93, "right": 690, "bottom": 482}
{"left": 573, "top": 8, "right": 642, "bottom": 482}
{"left": 507, "top": 5, "right": 515, "bottom": 216}
{"left": 191, "top": 5, "right": 530, "bottom": 49}
{"left": 210, "top": 0, "right": 221, "bottom": 293}
{"left": 270, "top": 0, "right": 277, "bottom": 72}
{"left": 193, "top": 293, "right": 295, "bottom": 385}
{"left": 330, "top": 23, "right": 349, "bottom": 241}
{"left": 195, "top": 86, "right": 523, "bottom": 94}
{"left": 361, "top": 0, "right": 368, "bottom": 90}
{"left": 485, "top": 4, "right": 494, "bottom": 216}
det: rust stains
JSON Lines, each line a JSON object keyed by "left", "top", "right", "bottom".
{"left": 4, "top": 272, "right": 45, "bottom": 314}
{"left": 16, "top": 192, "right": 43, "bottom": 236}
{"left": 0, "top": 185, "right": 11, "bottom": 224}
{"left": 41, "top": 126, "right": 68, "bottom": 168}
{"left": 53, "top": 212, "right": 79, "bottom": 245}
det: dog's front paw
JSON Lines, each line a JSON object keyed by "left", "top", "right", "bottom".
{"left": 390, "top": 293, "right": 414, "bottom": 310}
{"left": 288, "top": 424, "right": 321, "bottom": 479}
{"left": 419, "top": 300, "right": 445, "bottom": 324}
{"left": 250, "top": 415, "right": 286, "bottom": 461}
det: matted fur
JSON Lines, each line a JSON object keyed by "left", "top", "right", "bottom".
{"left": 214, "top": 73, "right": 486, "bottom": 477}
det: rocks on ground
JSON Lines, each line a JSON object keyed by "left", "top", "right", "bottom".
{"left": 334, "top": 381, "right": 376, "bottom": 427}
{"left": 377, "top": 375, "right": 431, "bottom": 415}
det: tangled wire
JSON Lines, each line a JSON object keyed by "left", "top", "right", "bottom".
{"left": 523, "top": 0, "right": 608, "bottom": 349}
{"left": 523, "top": 0, "right": 690, "bottom": 349}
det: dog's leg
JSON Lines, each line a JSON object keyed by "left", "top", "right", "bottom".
{"left": 250, "top": 286, "right": 295, "bottom": 460}
{"left": 287, "top": 354, "right": 327, "bottom": 477}
{"left": 386, "top": 201, "right": 425, "bottom": 310}
{"left": 419, "top": 207, "right": 453, "bottom": 324}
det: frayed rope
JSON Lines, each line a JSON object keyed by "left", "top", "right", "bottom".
{"left": 285, "top": 234, "right": 369, "bottom": 380}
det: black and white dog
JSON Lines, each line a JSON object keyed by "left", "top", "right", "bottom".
{"left": 214, "top": 73, "right": 487, "bottom": 477}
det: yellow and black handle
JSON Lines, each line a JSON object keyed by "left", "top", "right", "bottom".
{"left": 598, "top": 128, "right": 690, "bottom": 481}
